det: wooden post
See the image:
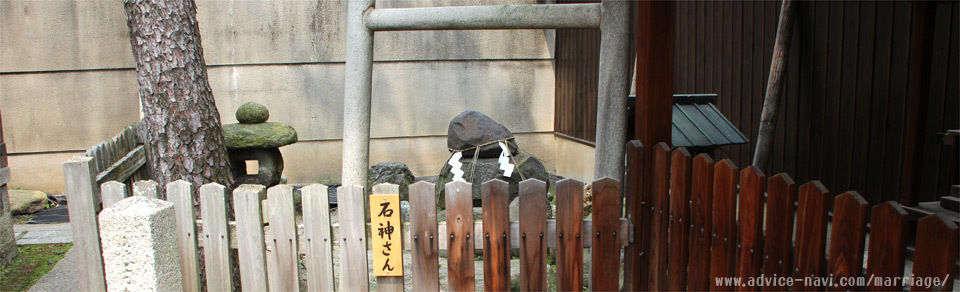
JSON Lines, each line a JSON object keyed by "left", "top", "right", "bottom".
{"left": 622, "top": 141, "right": 645, "bottom": 291}
{"left": 590, "top": 177, "right": 622, "bottom": 291}
{"left": 168, "top": 180, "right": 202, "bottom": 292}
{"left": 199, "top": 183, "right": 232, "bottom": 291}
{"left": 865, "top": 202, "right": 909, "bottom": 291}
{"left": 899, "top": 1, "right": 936, "bottom": 206}
{"left": 911, "top": 214, "right": 958, "bottom": 291}
{"left": 63, "top": 156, "right": 107, "bottom": 291}
{"left": 647, "top": 144, "right": 672, "bottom": 291}
{"left": 100, "top": 181, "right": 128, "bottom": 209}
{"left": 686, "top": 154, "right": 715, "bottom": 291}
{"left": 266, "top": 185, "right": 300, "bottom": 291}
{"left": 667, "top": 148, "right": 693, "bottom": 291}
{"left": 233, "top": 184, "right": 268, "bottom": 291}
{"left": 482, "top": 180, "right": 511, "bottom": 291}
{"left": 518, "top": 179, "right": 547, "bottom": 291}
{"left": 752, "top": 0, "right": 797, "bottom": 171}
{"left": 762, "top": 174, "right": 797, "bottom": 290}
{"left": 736, "top": 166, "right": 766, "bottom": 289}
{"left": 445, "top": 181, "right": 475, "bottom": 291}
{"left": 632, "top": 1, "right": 674, "bottom": 289}
{"left": 338, "top": 185, "right": 370, "bottom": 291}
{"left": 793, "top": 181, "right": 831, "bottom": 291}
{"left": 302, "top": 184, "right": 335, "bottom": 291}
{"left": 133, "top": 180, "right": 160, "bottom": 199}
{"left": 554, "top": 179, "right": 584, "bottom": 292}
{"left": 827, "top": 191, "right": 869, "bottom": 291}
{"left": 408, "top": 181, "right": 440, "bottom": 291}
{"left": 709, "top": 160, "right": 739, "bottom": 292}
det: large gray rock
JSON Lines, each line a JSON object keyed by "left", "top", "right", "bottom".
{"left": 223, "top": 122, "right": 298, "bottom": 149}
{"left": 367, "top": 162, "right": 415, "bottom": 201}
{"left": 447, "top": 111, "right": 518, "bottom": 158}
{"left": 236, "top": 102, "right": 269, "bottom": 124}
{"left": 437, "top": 152, "right": 549, "bottom": 209}
{"left": 10, "top": 190, "right": 48, "bottom": 215}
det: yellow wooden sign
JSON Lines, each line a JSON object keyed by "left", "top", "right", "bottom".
{"left": 370, "top": 194, "right": 403, "bottom": 277}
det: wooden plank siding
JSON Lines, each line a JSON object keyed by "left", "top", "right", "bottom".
{"left": 554, "top": 0, "right": 959, "bottom": 205}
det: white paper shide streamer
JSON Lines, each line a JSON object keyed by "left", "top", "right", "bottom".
{"left": 448, "top": 151, "right": 466, "bottom": 182}
{"left": 498, "top": 142, "right": 514, "bottom": 177}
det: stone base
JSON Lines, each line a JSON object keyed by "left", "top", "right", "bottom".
{"left": 98, "top": 196, "right": 181, "bottom": 291}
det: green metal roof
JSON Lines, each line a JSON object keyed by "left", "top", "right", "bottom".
{"left": 671, "top": 94, "right": 748, "bottom": 148}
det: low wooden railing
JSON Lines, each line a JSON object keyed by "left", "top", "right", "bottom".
{"left": 82, "top": 122, "right": 151, "bottom": 189}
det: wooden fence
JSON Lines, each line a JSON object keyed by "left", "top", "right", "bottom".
{"left": 672, "top": 0, "right": 959, "bottom": 205}
{"left": 64, "top": 123, "right": 151, "bottom": 291}
{"left": 66, "top": 129, "right": 958, "bottom": 291}
{"left": 624, "top": 142, "right": 959, "bottom": 291}
{"left": 81, "top": 122, "right": 151, "bottom": 191}
{"left": 66, "top": 156, "right": 632, "bottom": 291}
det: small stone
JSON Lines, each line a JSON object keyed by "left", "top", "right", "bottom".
{"left": 222, "top": 122, "right": 298, "bottom": 149}
{"left": 236, "top": 102, "right": 269, "bottom": 124}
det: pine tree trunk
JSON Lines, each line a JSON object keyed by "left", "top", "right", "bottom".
{"left": 123, "top": 0, "right": 233, "bottom": 195}
{"left": 124, "top": 1, "right": 238, "bottom": 290}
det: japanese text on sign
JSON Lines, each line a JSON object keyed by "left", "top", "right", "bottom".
{"left": 370, "top": 194, "right": 403, "bottom": 277}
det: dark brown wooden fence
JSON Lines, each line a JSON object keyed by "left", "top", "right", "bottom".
{"left": 555, "top": 0, "right": 959, "bottom": 206}
{"left": 674, "top": 0, "right": 959, "bottom": 205}
{"left": 626, "top": 141, "right": 959, "bottom": 291}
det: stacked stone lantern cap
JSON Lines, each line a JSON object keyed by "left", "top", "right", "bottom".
{"left": 223, "top": 102, "right": 298, "bottom": 149}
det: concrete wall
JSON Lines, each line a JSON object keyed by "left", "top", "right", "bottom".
{"left": 553, "top": 136, "right": 595, "bottom": 183}
{"left": 0, "top": 0, "right": 557, "bottom": 194}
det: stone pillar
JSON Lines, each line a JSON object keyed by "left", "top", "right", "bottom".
{"left": 98, "top": 195, "right": 182, "bottom": 291}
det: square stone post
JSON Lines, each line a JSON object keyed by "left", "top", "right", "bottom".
{"left": 98, "top": 195, "right": 182, "bottom": 291}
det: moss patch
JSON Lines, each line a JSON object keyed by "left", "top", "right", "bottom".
{"left": 0, "top": 243, "right": 72, "bottom": 292}
{"left": 222, "top": 122, "right": 298, "bottom": 148}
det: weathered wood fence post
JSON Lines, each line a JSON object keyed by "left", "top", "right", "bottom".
{"left": 64, "top": 156, "right": 107, "bottom": 291}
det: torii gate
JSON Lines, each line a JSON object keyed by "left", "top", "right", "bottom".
{"left": 341, "top": 1, "right": 633, "bottom": 187}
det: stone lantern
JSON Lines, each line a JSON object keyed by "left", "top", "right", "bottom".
{"left": 222, "top": 102, "right": 297, "bottom": 187}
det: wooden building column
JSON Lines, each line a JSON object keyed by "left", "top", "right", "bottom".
{"left": 625, "top": 1, "right": 675, "bottom": 290}
{"left": 900, "top": 1, "right": 937, "bottom": 206}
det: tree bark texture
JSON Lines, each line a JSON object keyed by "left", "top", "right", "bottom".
{"left": 123, "top": 0, "right": 233, "bottom": 199}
